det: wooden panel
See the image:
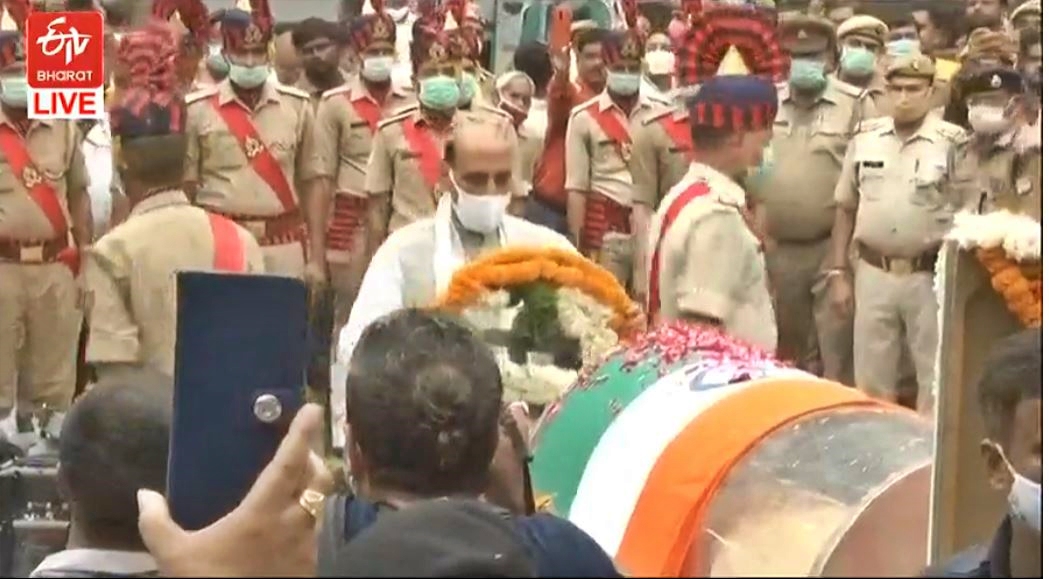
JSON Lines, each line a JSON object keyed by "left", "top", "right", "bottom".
{"left": 928, "top": 242, "right": 1017, "bottom": 564}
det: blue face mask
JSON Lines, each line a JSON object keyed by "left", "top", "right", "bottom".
{"left": 1, "top": 76, "right": 28, "bottom": 108}
{"left": 748, "top": 144, "right": 775, "bottom": 184}
{"left": 459, "top": 73, "right": 479, "bottom": 106}
{"left": 886, "top": 38, "right": 921, "bottom": 58}
{"left": 607, "top": 71, "right": 641, "bottom": 96}
{"left": 419, "top": 75, "right": 461, "bottom": 111}
{"left": 840, "top": 46, "right": 876, "bottom": 76}
{"left": 206, "top": 43, "right": 230, "bottom": 78}
{"left": 228, "top": 63, "right": 270, "bottom": 89}
{"left": 788, "top": 58, "right": 827, "bottom": 91}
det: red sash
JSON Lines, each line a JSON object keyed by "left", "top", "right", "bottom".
{"left": 401, "top": 116, "right": 443, "bottom": 190}
{"left": 347, "top": 95, "right": 381, "bottom": 134}
{"left": 0, "top": 125, "right": 67, "bottom": 236}
{"left": 207, "top": 213, "right": 247, "bottom": 272}
{"left": 209, "top": 96, "right": 297, "bottom": 212}
{"left": 586, "top": 102, "right": 631, "bottom": 161}
{"left": 647, "top": 182, "right": 711, "bottom": 319}
{"left": 658, "top": 114, "right": 692, "bottom": 153}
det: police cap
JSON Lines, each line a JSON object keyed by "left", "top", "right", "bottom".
{"left": 779, "top": 14, "right": 836, "bottom": 54}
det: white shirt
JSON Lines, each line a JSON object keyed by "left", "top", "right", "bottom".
{"left": 31, "top": 549, "right": 157, "bottom": 578}
{"left": 83, "top": 120, "right": 115, "bottom": 237}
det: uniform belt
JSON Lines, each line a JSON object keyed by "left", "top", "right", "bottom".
{"left": 215, "top": 208, "right": 304, "bottom": 247}
{"left": 858, "top": 243, "right": 938, "bottom": 275}
{"left": 0, "top": 237, "right": 68, "bottom": 264}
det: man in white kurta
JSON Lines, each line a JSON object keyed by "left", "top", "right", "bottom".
{"left": 331, "top": 112, "right": 575, "bottom": 445}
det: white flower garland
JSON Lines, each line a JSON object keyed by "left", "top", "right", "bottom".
{"left": 946, "top": 210, "right": 1042, "bottom": 262}
{"left": 458, "top": 286, "right": 620, "bottom": 404}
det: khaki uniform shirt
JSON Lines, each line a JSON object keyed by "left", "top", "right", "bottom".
{"left": 856, "top": 75, "right": 892, "bottom": 119}
{"left": 0, "top": 115, "right": 87, "bottom": 241}
{"left": 835, "top": 115, "right": 967, "bottom": 257}
{"left": 84, "top": 191, "right": 265, "bottom": 375}
{"left": 365, "top": 104, "right": 519, "bottom": 233}
{"left": 655, "top": 162, "right": 777, "bottom": 351}
{"left": 184, "top": 79, "right": 320, "bottom": 217}
{"left": 294, "top": 70, "right": 352, "bottom": 106}
{"left": 947, "top": 131, "right": 1042, "bottom": 222}
{"left": 518, "top": 123, "right": 544, "bottom": 191}
{"left": 752, "top": 79, "right": 863, "bottom": 241}
{"left": 630, "top": 105, "right": 691, "bottom": 211}
{"left": 565, "top": 91, "right": 665, "bottom": 207}
{"left": 310, "top": 78, "right": 415, "bottom": 199}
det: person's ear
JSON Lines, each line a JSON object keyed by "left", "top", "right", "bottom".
{"left": 980, "top": 439, "right": 1013, "bottom": 491}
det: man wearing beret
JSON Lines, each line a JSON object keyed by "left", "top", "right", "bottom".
{"left": 566, "top": 13, "right": 665, "bottom": 288}
{"left": 829, "top": 53, "right": 966, "bottom": 414}
{"left": 310, "top": 0, "right": 414, "bottom": 357}
{"left": 836, "top": 15, "right": 892, "bottom": 117}
{"left": 646, "top": 75, "right": 779, "bottom": 351}
{"left": 183, "top": 0, "right": 322, "bottom": 282}
{"left": 0, "top": 0, "right": 91, "bottom": 447}
{"left": 749, "top": 14, "right": 862, "bottom": 380}
{"left": 946, "top": 68, "right": 1041, "bottom": 221}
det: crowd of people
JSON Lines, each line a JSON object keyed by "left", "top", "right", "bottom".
{"left": 0, "top": 0, "right": 1042, "bottom": 575}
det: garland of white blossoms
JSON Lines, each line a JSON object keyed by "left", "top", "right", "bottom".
{"left": 946, "top": 210, "right": 1042, "bottom": 261}
{"left": 458, "top": 287, "right": 620, "bottom": 404}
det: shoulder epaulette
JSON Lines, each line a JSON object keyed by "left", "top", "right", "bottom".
{"left": 185, "top": 86, "right": 218, "bottom": 104}
{"left": 935, "top": 119, "right": 967, "bottom": 142}
{"left": 569, "top": 94, "right": 602, "bottom": 119}
{"left": 276, "top": 84, "right": 311, "bottom": 100}
{"left": 320, "top": 85, "right": 351, "bottom": 100}
{"left": 641, "top": 104, "right": 676, "bottom": 125}
{"left": 857, "top": 116, "right": 891, "bottom": 133}
{"left": 376, "top": 104, "right": 419, "bottom": 130}
{"left": 830, "top": 77, "right": 864, "bottom": 99}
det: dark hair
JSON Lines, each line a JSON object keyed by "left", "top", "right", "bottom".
{"left": 978, "top": 329, "right": 1042, "bottom": 446}
{"left": 59, "top": 371, "right": 172, "bottom": 548}
{"left": 292, "top": 17, "right": 345, "bottom": 49}
{"left": 274, "top": 20, "right": 300, "bottom": 37}
{"left": 513, "top": 41, "right": 553, "bottom": 92}
{"left": 574, "top": 27, "right": 608, "bottom": 52}
{"left": 690, "top": 124, "right": 739, "bottom": 151}
{"left": 346, "top": 309, "right": 504, "bottom": 496}
{"left": 1019, "top": 26, "right": 1042, "bottom": 55}
{"left": 924, "top": 3, "right": 967, "bottom": 46}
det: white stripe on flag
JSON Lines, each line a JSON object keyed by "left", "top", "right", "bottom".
{"left": 567, "top": 366, "right": 810, "bottom": 558}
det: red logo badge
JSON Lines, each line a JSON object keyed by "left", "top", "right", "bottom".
{"left": 26, "top": 11, "right": 105, "bottom": 119}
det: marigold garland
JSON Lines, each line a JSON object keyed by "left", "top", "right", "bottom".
{"left": 975, "top": 247, "right": 1042, "bottom": 328}
{"left": 435, "top": 247, "right": 640, "bottom": 338}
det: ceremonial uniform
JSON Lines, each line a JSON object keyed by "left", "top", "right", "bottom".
{"left": 630, "top": 105, "right": 691, "bottom": 216}
{"left": 946, "top": 69, "right": 1042, "bottom": 222}
{"left": 310, "top": 7, "right": 415, "bottom": 331}
{"left": 834, "top": 55, "right": 966, "bottom": 413}
{"left": 566, "top": 21, "right": 663, "bottom": 287}
{"left": 648, "top": 76, "right": 779, "bottom": 351}
{"left": 0, "top": 3, "right": 86, "bottom": 426}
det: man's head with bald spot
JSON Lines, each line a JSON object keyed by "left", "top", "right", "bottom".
{"left": 445, "top": 113, "right": 518, "bottom": 233}
{"left": 273, "top": 26, "right": 302, "bottom": 85}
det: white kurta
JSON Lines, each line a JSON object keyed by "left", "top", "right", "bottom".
{"left": 329, "top": 195, "right": 575, "bottom": 446}
{"left": 83, "top": 120, "right": 115, "bottom": 237}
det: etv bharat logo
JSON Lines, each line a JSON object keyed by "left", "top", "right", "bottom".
{"left": 26, "top": 11, "right": 105, "bottom": 120}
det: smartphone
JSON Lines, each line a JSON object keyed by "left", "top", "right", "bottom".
{"left": 550, "top": 4, "right": 573, "bottom": 54}
{"left": 167, "top": 272, "right": 308, "bottom": 531}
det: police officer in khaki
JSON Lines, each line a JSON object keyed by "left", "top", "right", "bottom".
{"left": 86, "top": 23, "right": 265, "bottom": 382}
{"left": 566, "top": 23, "right": 664, "bottom": 288}
{"left": 751, "top": 14, "right": 862, "bottom": 381}
{"left": 647, "top": 75, "right": 779, "bottom": 351}
{"left": 183, "top": 0, "right": 322, "bottom": 282}
{"left": 363, "top": 17, "right": 515, "bottom": 251}
{"left": 835, "top": 15, "right": 892, "bottom": 118}
{"left": 829, "top": 53, "right": 966, "bottom": 415}
{"left": 311, "top": 1, "right": 413, "bottom": 333}
{"left": 0, "top": 4, "right": 90, "bottom": 441}
{"left": 947, "top": 67, "right": 1041, "bottom": 222}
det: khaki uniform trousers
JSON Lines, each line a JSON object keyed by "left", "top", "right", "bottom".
{"left": 853, "top": 259, "right": 938, "bottom": 415}
{"left": 0, "top": 262, "right": 81, "bottom": 417}
{"left": 766, "top": 238, "right": 854, "bottom": 385}
{"left": 328, "top": 239, "right": 370, "bottom": 338}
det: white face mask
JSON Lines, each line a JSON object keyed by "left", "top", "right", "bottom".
{"left": 998, "top": 445, "right": 1042, "bottom": 533}
{"left": 451, "top": 177, "right": 511, "bottom": 234}
{"left": 968, "top": 104, "right": 1011, "bottom": 135}
{"left": 361, "top": 55, "right": 395, "bottom": 83}
{"left": 644, "top": 49, "right": 675, "bottom": 76}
